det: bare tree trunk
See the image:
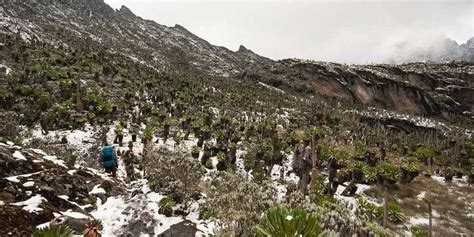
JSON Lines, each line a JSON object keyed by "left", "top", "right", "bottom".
{"left": 280, "top": 165, "right": 284, "bottom": 182}
{"left": 311, "top": 134, "right": 317, "bottom": 168}
{"left": 75, "top": 79, "right": 83, "bottom": 112}
{"left": 383, "top": 187, "right": 388, "bottom": 227}
{"left": 428, "top": 200, "right": 432, "bottom": 237}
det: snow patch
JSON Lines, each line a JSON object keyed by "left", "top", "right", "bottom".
{"left": 5, "top": 171, "right": 43, "bottom": 183}
{"left": 89, "top": 184, "right": 106, "bottom": 195}
{"left": 42, "top": 155, "right": 67, "bottom": 167}
{"left": 60, "top": 210, "right": 90, "bottom": 219}
{"left": 13, "top": 151, "right": 27, "bottom": 161}
{"left": 22, "top": 181, "right": 35, "bottom": 187}
{"left": 11, "top": 194, "right": 46, "bottom": 214}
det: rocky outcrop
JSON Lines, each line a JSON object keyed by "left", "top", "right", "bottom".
{"left": 0, "top": 142, "right": 122, "bottom": 235}
{"left": 243, "top": 60, "right": 473, "bottom": 116}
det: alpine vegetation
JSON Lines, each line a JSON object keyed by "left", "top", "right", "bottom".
{"left": 0, "top": 1, "right": 472, "bottom": 236}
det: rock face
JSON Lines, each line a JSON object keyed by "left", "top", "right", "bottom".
{"left": 0, "top": 142, "right": 122, "bottom": 235}
{"left": 243, "top": 60, "right": 474, "bottom": 116}
{"left": 159, "top": 220, "right": 197, "bottom": 237}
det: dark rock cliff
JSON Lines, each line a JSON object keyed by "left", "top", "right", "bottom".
{"left": 243, "top": 60, "right": 473, "bottom": 116}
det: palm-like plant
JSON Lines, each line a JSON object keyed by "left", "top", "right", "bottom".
{"left": 253, "top": 207, "right": 322, "bottom": 237}
{"left": 32, "top": 225, "right": 74, "bottom": 237}
{"left": 83, "top": 219, "right": 103, "bottom": 237}
{"left": 159, "top": 197, "right": 176, "bottom": 217}
{"left": 387, "top": 203, "right": 405, "bottom": 224}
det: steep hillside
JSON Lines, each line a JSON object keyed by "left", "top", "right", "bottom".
{"left": 0, "top": 1, "right": 473, "bottom": 236}
{"left": 1, "top": 0, "right": 472, "bottom": 117}
{"left": 243, "top": 59, "right": 474, "bottom": 116}
{"left": 0, "top": 0, "right": 270, "bottom": 76}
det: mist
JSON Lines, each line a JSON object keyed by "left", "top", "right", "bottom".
{"left": 104, "top": 0, "right": 473, "bottom": 64}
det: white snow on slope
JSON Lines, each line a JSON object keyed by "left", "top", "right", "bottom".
{"left": 60, "top": 210, "right": 90, "bottom": 219}
{"left": 258, "top": 81, "right": 286, "bottom": 93}
{"left": 5, "top": 171, "right": 43, "bottom": 183}
{"left": 23, "top": 181, "right": 35, "bottom": 187}
{"left": 42, "top": 155, "right": 66, "bottom": 167}
{"left": 89, "top": 184, "right": 106, "bottom": 195}
{"left": 11, "top": 194, "right": 46, "bottom": 214}
{"left": 13, "top": 151, "right": 27, "bottom": 161}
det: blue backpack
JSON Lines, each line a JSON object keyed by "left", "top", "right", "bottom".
{"left": 101, "top": 145, "right": 116, "bottom": 168}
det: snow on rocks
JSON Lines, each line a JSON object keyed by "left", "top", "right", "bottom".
{"left": 90, "top": 178, "right": 216, "bottom": 236}
{"left": 0, "top": 64, "right": 11, "bottom": 76}
{"left": 89, "top": 184, "right": 106, "bottom": 195}
{"left": 258, "top": 81, "right": 286, "bottom": 93}
{"left": 58, "top": 195, "right": 93, "bottom": 210}
{"left": 60, "top": 210, "right": 90, "bottom": 219}
{"left": 42, "top": 155, "right": 66, "bottom": 167}
{"left": 24, "top": 123, "right": 100, "bottom": 164}
{"left": 431, "top": 175, "right": 470, "bottom": 187}
{"left": 5, "top": 171, "right": 43, "bottom": 183}
{"left": 417, "top": 191, "right": 426, "bottom": 200}
{"left": 13, "top": 151, "right": 27, "bottom": 161}
{"left": 30, "top": 148, "right": 47, "bottom": 156}
{"left": 408, "top": 216, "right": 430, "bottom": 226}
{"left": 333, "top": 182, "right": 376, "bottom": 217}
{"left": 346, "top": 107, "right": 473, "bottom": 138}
{"left": 22, "top": 181, "right": 35, "bottom": 187}
{"left": 91, "top": 196, "right": 129, "bottom": 236}
{"left": 11, "top": 194, "right": 46, "bottom": 214}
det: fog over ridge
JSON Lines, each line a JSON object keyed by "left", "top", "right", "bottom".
{"left": 105, "top": 0, "right": 473, "bottom": 64}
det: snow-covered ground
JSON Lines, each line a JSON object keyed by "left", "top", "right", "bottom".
{"left": 19, "top": 124, "right": 218, "bottom": 236}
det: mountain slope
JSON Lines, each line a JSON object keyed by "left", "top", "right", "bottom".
{"left": 2, "top": 0, "right": 472, "bottom": 117}
{"left": 1, "top": 2, "right": 473, "bottom": 235}
{"left": 387, "top": 37, "right": 474, "bottom": 64}
{"left": 0, "top": 0, "right": 270, "bottom": 76}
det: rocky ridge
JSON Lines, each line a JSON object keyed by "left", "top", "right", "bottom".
{"left": 0, "top": 0, "right": 270, "bottom": 76}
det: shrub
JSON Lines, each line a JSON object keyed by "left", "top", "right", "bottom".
{"left": 356, "top": 197, "right": 380, "bottom": 221}
{"left": 309, "top": 173, "right": 335, "bottom": 206}
{"left": 201, "top": 172, "right": 276, "bottom": 236}
{"left": 253, "top": 207, "right": 322, "bottom": 237}
{"left": 376, "top": 161, "right": 401, "bottom": 185}
{"left": 410, "top": 226, "right": 428, "bottom": 237}
{"left": 387, "top": 203, "right": 405, "bottom": 224}
{"left": 0, "top": 111, "right": 21, "bottom": 139}
{"left": 363, "top": 166, "right": 378, "bottom": 183}
{"left": 146, "top": 147, "right": 202, "bottom": 207}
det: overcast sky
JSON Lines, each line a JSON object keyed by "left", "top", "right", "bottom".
{"left": 104, "top": 0, "right": 473, "bottom": 63}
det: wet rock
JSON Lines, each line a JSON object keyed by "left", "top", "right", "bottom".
{"left": 159, "top": 220, "right": 197, "bottom": 237}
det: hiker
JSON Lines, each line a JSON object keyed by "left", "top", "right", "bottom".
{"left": 114, "top": 123, "right": 124, "bottom": 146}
{"left": 123, "top": 141, "right": 135, "bottom": 181}
{"left": 99, "top": 143, "right": 118, "bottom": 177}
